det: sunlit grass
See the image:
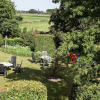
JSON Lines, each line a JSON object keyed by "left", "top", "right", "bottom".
{"left": 20, "top": 21, "right": 51, "bottom": 32}
{"left": 19, "top": 14, "right": 51, "bottom": 32}
{"left": 0, "top": 51, "right": 72, "bottom": 100}
{"left": 21, "top": 14, "right": 50, "bottom": 22}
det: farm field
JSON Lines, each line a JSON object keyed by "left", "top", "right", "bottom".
{"left": 19, "top": 14, "right": 52, "bottom": 32}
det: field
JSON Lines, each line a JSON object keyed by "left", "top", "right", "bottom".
{"left": 19, "top": 14, "right": 52, "bottom": 32}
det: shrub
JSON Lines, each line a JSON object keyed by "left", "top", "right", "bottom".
{"left": 75, "top": 83, "right": 100, "bottom": 100}
{"left": 21, "top": 34, "right": 35, "bottom": 50}
{"left": 0, "top": 34, "right": 4, "bottom": 46}
{"left": 0, "top": 80, "right": 47, "bottom": 100}
{"left": 7, "top": 38, "right": 23, "bottom": 46}
{"left": 34, "top": 34, "right": 56, "bottom": 56}
{"left": 15, "top": 15, "right": 23, "bottom": 21}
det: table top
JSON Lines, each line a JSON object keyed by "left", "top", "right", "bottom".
{"left": 41, "top": 56, "right": 51, "bottom": 59}
{"left": 0, "top": 62, "right": 13, "bottom": 67}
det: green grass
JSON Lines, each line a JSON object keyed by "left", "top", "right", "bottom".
{"left": 20, "top": 21, "right": 51, "bottom": 32}
{"left": 19, "top": 14, "right": 51, "bottom": 32}
{"left": 0, "top": 51, "right": 73, "bottom": 100}
{"left": 22, "top": 14, "right": 50, "bottom": 22}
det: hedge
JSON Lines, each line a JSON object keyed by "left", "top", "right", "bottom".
{"left": 2, "top": 34, "right": 56, "bottom": 57}
{"left": 7, "top": 37, "right": 23, "bottom": 46}
{"left": 34, "top": 34, "right": 56, "bottom": 56}
{"left": 0, "top": 80, "right": 47, "bottom": 100}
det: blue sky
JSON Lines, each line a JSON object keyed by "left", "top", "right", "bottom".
{"left": 11, "top": 0, "right": 60, "bottom": 12}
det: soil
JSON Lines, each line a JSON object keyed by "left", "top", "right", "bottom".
{"left": 47, "top": 76, "right": 62, "bottom": 82}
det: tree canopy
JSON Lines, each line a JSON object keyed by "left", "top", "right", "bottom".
{"left": 0, "top": 0, "right": 20, "bottom": 37}
{"left": 51, "top": 0, "right": 100, "bottom": 99}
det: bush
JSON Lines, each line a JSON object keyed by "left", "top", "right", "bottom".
{"left": 72, "top": 83, "right": 100, "bottom": 100}
{"left": 21, "top": 34, "right": 35, "bottom": 50}
{"left": 7, "top": 38, "right": 23, "bottom": 46}
{"left": 0, "top": 34, "right": 4, "bottom": 46}
{"left": 16, "top": 15, "right": 23, "bottom": 21}
{"left": 34, "top": 34, "right": 56, "bottom": 56}
{"left": 0, "top": 80, "right": 47, "bottom": 100}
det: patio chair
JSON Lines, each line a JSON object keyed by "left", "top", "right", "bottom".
{"left": 42, "top": 51, "right": 47, "bottom": 57}
{"left": 42, "top": 56, "right": 51, "bottom": 67}
{"left": 9, "top": 56, "right": 16, "bottom": 67}
{"left": 14, "top": 60, "right": 23, "bottom": 73}
{"left": 0, "top": 64, "right": 7, "bottom": 76}
{"left": 31, "top": 53, "right": 38, "bottom": 63}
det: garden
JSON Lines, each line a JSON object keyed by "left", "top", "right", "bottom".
{"left": 0, "top": 0, "right": 100, "bottom": 100}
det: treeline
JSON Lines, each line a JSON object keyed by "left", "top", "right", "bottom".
{"left": 17, "top": 9, "right": 55, "bottom": 14}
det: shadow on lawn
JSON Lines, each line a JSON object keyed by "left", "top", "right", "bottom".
{"left": 6, "top": 67, "right": 74, "bottom": 100}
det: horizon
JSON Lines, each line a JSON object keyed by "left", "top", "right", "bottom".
{"left": 11, "top": 0, "right": 60, "bottom": 12}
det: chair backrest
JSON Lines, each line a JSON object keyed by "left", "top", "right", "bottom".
{"left": 42, "top": 51, "right": 47, "bottom": 57}
{"left": 20, "top": 60, "right": 23, "bottom": 67}
{"left": 31, "top": 53, "right": 35, "bottom": 59}
{"left": 0, "top": 64, "right": 4, "bottom": 72}
{"left": 11, "top": 56, "right": 16, "bottom": 66}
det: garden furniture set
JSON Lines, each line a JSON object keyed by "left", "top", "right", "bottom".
{"left": 0, "top": 56, "right": 23, "bottom": 76}
{"left": 32, "top": 51, "right": 51, "bottom": 67}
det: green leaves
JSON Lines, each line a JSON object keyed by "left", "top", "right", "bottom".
{"left": 0, "top": 80, "right": 47, "bottom": 100}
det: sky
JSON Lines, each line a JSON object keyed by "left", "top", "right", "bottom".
{"left": 11, "top": 0, "right": 60, "bottom": 12}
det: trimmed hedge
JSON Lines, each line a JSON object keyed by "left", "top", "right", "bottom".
{"left": 34, "top": 34, "right": 56, "bottom": 56}
{"left": 0, "top": 80, "right": 47, "bottom": 100}
{"left": 7, "top": 38, "right": 23, "bottom": 46}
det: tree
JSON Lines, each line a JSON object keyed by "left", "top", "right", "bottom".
{"left": 29, "top": 9, "right": 38, "bottom": 14}
{"left": 50, "top": 0, "right": 100, "bottom": 99}
{"left": 0, "top": 0, "right": 21, "bottom": 48}
{"left": 46, "top": 9, "right": 54, "bottom": 14}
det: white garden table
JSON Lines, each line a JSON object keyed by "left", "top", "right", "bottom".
{"left": 0, "top": 62, "right": 13, "bottom": 67}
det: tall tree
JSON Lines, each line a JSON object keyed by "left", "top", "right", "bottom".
{"left": 51, "top": 0, "right": 100, "bottom": 99}
{"left": 0, "top": 0, "right": 20, "bottom": 48}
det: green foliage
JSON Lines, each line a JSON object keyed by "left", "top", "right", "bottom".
{"left": 0, "top": 19, "right": 20, "bottom": 38}
{"left": 0, "top": 45, "right": 32, "bottom": 57}
{"left": 0, "top": 34, "right": 4, "bottom": 46}
{"left": 50, "top": 0, "right": 100, "bottom": 33}
{"left": 7, "top": 38, "right": 23, "bottom": 46}
{"left": 75, "top": 83, "right": 100, "bottom": 100}
{"left": 0, "top": 0, "right": 16, "bottom": 21}
{"left": 0, "top": 80, "right": 47, "bottom": 100}
{"left": 50, "top": 0, "right": 100, "bottom": 99}
{"left": 0, "top": 0, "right": 20, "bottom": 38}
{"left": 15, "top": 15, "right": 23, "bottom": 21}
{"left": 21, "top": 34, "right": 35, "bottom": 51}
{"left": 29, "top": 9, "right": 38, "bottom": 14}
{"left": 34, "top": 35, "right": 56, "bottom": 56}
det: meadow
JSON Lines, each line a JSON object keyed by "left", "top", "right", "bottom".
{"left": 19, "top": 14, "right": 52, "bottom": 32}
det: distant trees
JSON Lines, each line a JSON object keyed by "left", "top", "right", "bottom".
{"left": 17, "top": 9, "right": 44, "bottom": 14}
{"left": 29, "top": 9, "right": 38, "bottom": 14}
{"left": 46, "top": 9, "right": 54, "bottom": 14}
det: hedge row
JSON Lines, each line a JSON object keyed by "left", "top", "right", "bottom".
{"left": 3, "top": 34, "right": 56, "bottom": 56}
{"left": 0, "top": 80, "right": 47, "bottom": 100}
{"left": 7, "top": 37, "right": 23, "bottom": 46}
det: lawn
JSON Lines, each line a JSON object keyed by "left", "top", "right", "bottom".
{"left": 0, "top": 51, "right": 73, "bottom": 100}
{"left": 19, "top": 14, "right": 51, "bottom": 32}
